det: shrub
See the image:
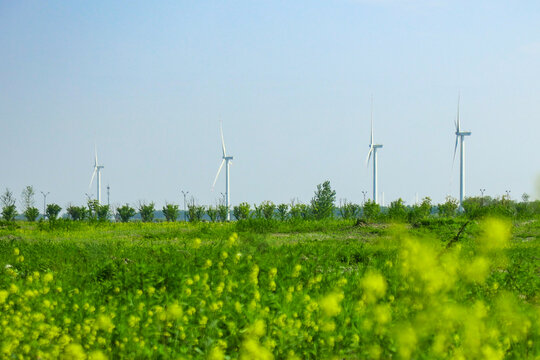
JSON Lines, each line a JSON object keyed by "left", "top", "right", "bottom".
{"left": 388, "top": 198, "right": 408, "bottom": 222}
{"left": 46, "top": 203, "right": 62, "bottom": 221}
{"left": 233, "top": 202, "right": 250, "bottom": 220}
{"left": 116, "top": 204, "right": 136, "bottom": 223}
{"left": 311, "top": 181, "right": 336, "bottom": 220}
{"left": 207, "top": 206, "right": 218, "bottom": 222}
{"left": 138, "top": 202, "right": 155, "bottom": 223}
{"left": 438, "top": 196, "right": 458, "bottom": 218}
{"left": 338, "top": 200, "right": 360, "bottom": 220}
{"left": 363, "top": 200, "right": 380, "bottom": 222}
{"left": 66, "top": 205, "right": 88, "bottom": 221}
{"left": 23, "top": 207, "right": 40, "bottom": 222}
{"left": 217, "top": 204, "right": 229, "bottom": 222}
{"left": 187, "top": 200, "right": 205, "bottom": 222}
{"left": 261, "top": 201, "right": 276, "bottom": 220}
{"left": 162, "top": 203, "right": 179, "bottom": 222}
{"left": 277, "top": 204, "right": 289, "bottom": 221}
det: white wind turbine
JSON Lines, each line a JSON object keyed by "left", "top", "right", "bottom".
{"left": 89, "top": 147, "right": 105, "bottom": 204}
{"left": 453, "top": 95, "right": 471, "bottom": 212}
{"left": 212, "top": 122, "right": 233, "bottom": 220}
{"left": 366, "top": 97, "right": 383, "bottom": 204}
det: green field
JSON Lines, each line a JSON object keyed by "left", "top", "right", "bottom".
{"left": 0, "top": 218, "right": 539, "bottom": 359}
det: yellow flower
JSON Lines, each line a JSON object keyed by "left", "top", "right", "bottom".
{"left": 13, "top": 248, "right": 19, "bottom": 256}
{"left": 96, "top": 315, "right": 115, "bottom": 333}
{"left": 319, "top": 292, "right": 343, "bottom": 317}
{"left": 360, "top": 271, "right": 387, "bottom": 303}
{"left": 88, "top": 350, "right": 108, "bottom": 360}
{"left": 0, "top": 290, "right": 8, "bottom": 304}
{"left": 62, "top": 343, "right": 86, "bottom": 360}
{"left": 43, "top": 273, "right": 54, "bottom": 283}
{"left": 208, "top": 346, "right": 225, "bottom": 360}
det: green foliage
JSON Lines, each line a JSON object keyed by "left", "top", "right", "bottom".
{"left": 362, "top": 200, "right": 380, "bottom": 222}
{"left": 233, "top": 202, "right": 250, "bottom": 220}
{"left": 253, "top": 203, "right": 264, "bottom": 219}
{"left": 87, "top": 200, "right": 110, "bottom": 222}
{"left": 1, "top": 188, "right": 16, "bottom": 208}
{"left": 260, "top": 201, "right": 276, "bottom": 220}
{"left": 45, "top": 203, "right": 62, "bottom": 221}
{"left": 1, "top": 204, "right": 17, "bottom": 222}
{"left": 408, "top": 197, "right": 432, "bottom": 224}
{"left": 217, "top": 204, "right": 229, "bottom": 222}
{"left": 388, "top": 198, "right": 407, "bottom": 221}
{"left": 206, "top": 206, "right": 218, "bottom": 222}
{"left": 311, "top": 180, "right": 336, "bottom": 220}
{"left": 116, "top": 204, "right": 136, "bottom": 223}
{"left": 187, "top": 201, "right": 205, "bottom": 223}
{"left": 438, "top": 196, "right": 458, "bottom": 218}
{"left": 276, "top": 204, "right": 289, "bottom": 221}
{"left": 20, "top": 185, "right": 35, "bottom": 211}
{"left": 162, "top": 203, "right": 179, "bottom": 222}
{"left": 23, "top": 207, "right": 40, "bottom": 222}
{"left": 338, "top": 199, "right": 361, "bottom": 220}
{"left": 66, "top": 205, "right": 88, "bottom": 221}
{"left": 138, "top": 202, "right": 155, "bottom": 223}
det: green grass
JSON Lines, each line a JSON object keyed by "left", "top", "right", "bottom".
{"left": 0, "top": 218, "right": 538, "bottom": 359}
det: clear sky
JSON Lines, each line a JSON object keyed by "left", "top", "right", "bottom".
{"left": 1, "top": 0, "right": 539, "bottom": 211}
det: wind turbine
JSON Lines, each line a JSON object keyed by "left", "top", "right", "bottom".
{"left": 212, "top": 122, "right": 233, "bottom": 220}
{"left": 453, "top": 95, "right": 471, "bottom": 212}
{"left": 366, "top": 97, "right": 383, "bottom": 204}
{"left": 89, "top": 147, "right": 105, "bottom": 204}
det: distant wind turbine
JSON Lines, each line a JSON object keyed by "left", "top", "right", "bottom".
{"left": 366, "top": 97, "right": 383, "bottom": 204}
{"left": 89, "top": 146, "right": 105, "bottom": 204}
{"left": 212, "top": 122, "right": 233, "bottom": 220}
{"left": 453, "top": 95, "right": 471, "bottom": 212}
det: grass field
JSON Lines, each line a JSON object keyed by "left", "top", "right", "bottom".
{"left": 0, "top": 218, "right": 539, "bottom": 359}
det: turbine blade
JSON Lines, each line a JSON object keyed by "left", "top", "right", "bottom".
{"left": 370, "top": 95, "right": 374, "bottom": 145}
{"left": 220, "top": 121, "right": 227, "bottom": 157}
{"left": 211, "top": 159, "right": 225, "bottom": 190}
{"left": 452, "top": 136, "right": 459, "bottom": 168}
{"left": 366, "top": 147, "right": 373, "bottom": 166}
{"left": 456, "top": 93, "right": 460, "bottom": 133}
{"left": 89, "top": 168, "right": 97, "bottom": 188}
{"left": 94, "top": 145, "right": 98, "bottom": 166}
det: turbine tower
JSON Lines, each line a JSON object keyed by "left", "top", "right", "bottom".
{"left": 89, "top": 147, "right": 105, "bottom": 204}
{"left": 453, "top": 95, "right": 471, "bottom": 212}
{"left": 366, "top": 97, "right": 383, "bottom": 204}
{"left": 212, "top": 122, "right": 233, "bottom": 220}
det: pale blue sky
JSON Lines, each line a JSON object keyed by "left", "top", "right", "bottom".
{"left": 1, "top": 1, "right": 539, "bottom": 210}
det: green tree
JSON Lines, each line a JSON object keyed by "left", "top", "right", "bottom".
{"left": 338, "top": 199, "right": 361, "bottom": 220}
{"left": 138, "top": 202, "right": 155, "bottom": 223}
{"left": 116, "top": 204, "right": 136, "bottom": 223}
{"left": 217, "top": 204, "right": 229, "bottom": 222}
{"left": 261, "top": 201, "right": 276, "bottom": 220}
{"left": 162, "top": 203, "right": 179, "bottom": 222}
{"left": 187, "top": 200, "right": 205, "bottom": 223}
{"left": 311, "top": 181, "right": 336, "bottom": 220}
{"left": 207, "top": 206, "right": 218, "bottom": 222}
{"left": 23, "top": 207, "right": 40, "bottom": 222}
{"left": 46, "top": 203, "right": 62, "bottom": 221}
{"left": 438, "top": 196, "right": 458, "bottom": 218}
{"left": 388, "top": 198, "right": 407, "bottom": 222}
{"left": 276, "top": 204, "right": 289, "bottom": 221}
{"left": 363, "top": 200, "right": 380, "bottom": 222}
{"left": 408, "top": 197, "right": 432, "bottom": 223}
{"left": 66, "top": 205, "right": 87, "bottom": 221}
{"left": 1, "top": 188, "right": 17, "bottom": 222}
{"left": 233, "top": 202, "right": 251, "bottom": 220}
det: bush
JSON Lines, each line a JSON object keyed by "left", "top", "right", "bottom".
{"left": 408, "top": 197, "right": 432, "bottom": 224}
{"left": 162, "top": 203, "right": 179, "bottom": 222}
{"left": 116, "top": 204, "right": 136, "bottom": 223}
{"left": 338, "top": 200, "right": 360, "bottom": 220}
{"left": 311, "top": 181, "right": 336, "bottom": 220}
{"left": 207, "top": 206, "right": 218, "bottom": 222}
{"left": 66, "top": 205, "right": 88, "bottom": 221}
{"left": 233, "top": 202, "right": 250, "bottom": 220}
{"left": 1, "top": 205, "right": 17, "bottom": 222}
{"left": 363, "top": 200, "right": 380, "bottom": 222}
{"left": 23, "top": 207, "right": 40, "bottom": 222}
{"left": 187, "top": 201, "right": 205, "bottom": 223}
{"left": 261, "top": 201, "right": 276, "bottom": 220}
{"left": 46, "top": 203, "right": 62, "bottom": 221}
{"left": 217, "top": 204, "right": 229, "bottom": 222}
{"left": 438, "top": 196, "right": 458, "bottom": 218}
{"left": 138, "top": 203, "right": 155, "bottom": 223}
{"left": 277, "top": 204, "right": 289, "bottom": 221}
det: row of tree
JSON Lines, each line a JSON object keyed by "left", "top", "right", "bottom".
{"left": 1, "top": 183, "right": 538, "bottom": 224}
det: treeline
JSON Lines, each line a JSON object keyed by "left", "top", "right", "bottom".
{"left": 1, "top": 183, "right": 539, "bottom": 226}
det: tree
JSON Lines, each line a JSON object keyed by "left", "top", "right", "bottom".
{"left": 311, "top": 181, "right": 336, "bottom": 220}
{"left": 116, "top": 204, "right": 135, "bottom": 223}
{"left": 438, "top": 196, "right": 458, "bottom": 218}
{"left": 138, "top": 202, "right": 155, "bottom": 223}
{"left": 408, "top": 197, "right": 432, "bottom": 223}
{"left": 87, "top": 200, "right": 109, "bottom": 221}
{"left": 261, "top": 201, "right": 276, "bottom": 220}
{"left": 338, "top": 199, "right": 360, "bottom": 220}
{"left": 162, "top": 203, "right": 179, "bottom": 222}
{"left": 66, "top": 205, "right": 87, "bottom": 221}
{"left": 1, "top": 188, "right": 17, "bottom": 222}
{"left": 207, "top": 206, "right": 218, "bottom": 222}
{"left": 217, "top": 204, "right": 229, "bottom": 222}
{"left": 187, "top": 199, "right": 205, "bottom": 222}
{"left": 277, "top": 204, "right": 289, "bottom": 221}
{"left": 23, "top": 207, "right": 40, "bottom": 222}
{"left": 233, "top": 202, "right": 251, "bottom": 220}
{"left": 46, "top": 203, "right": 62, "bottom": 221}
{"left": 388, "top": 198, "right": 407, "bottom": 222}
{"left": 363, "top": 200, "right": 380, "bottom": 222}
